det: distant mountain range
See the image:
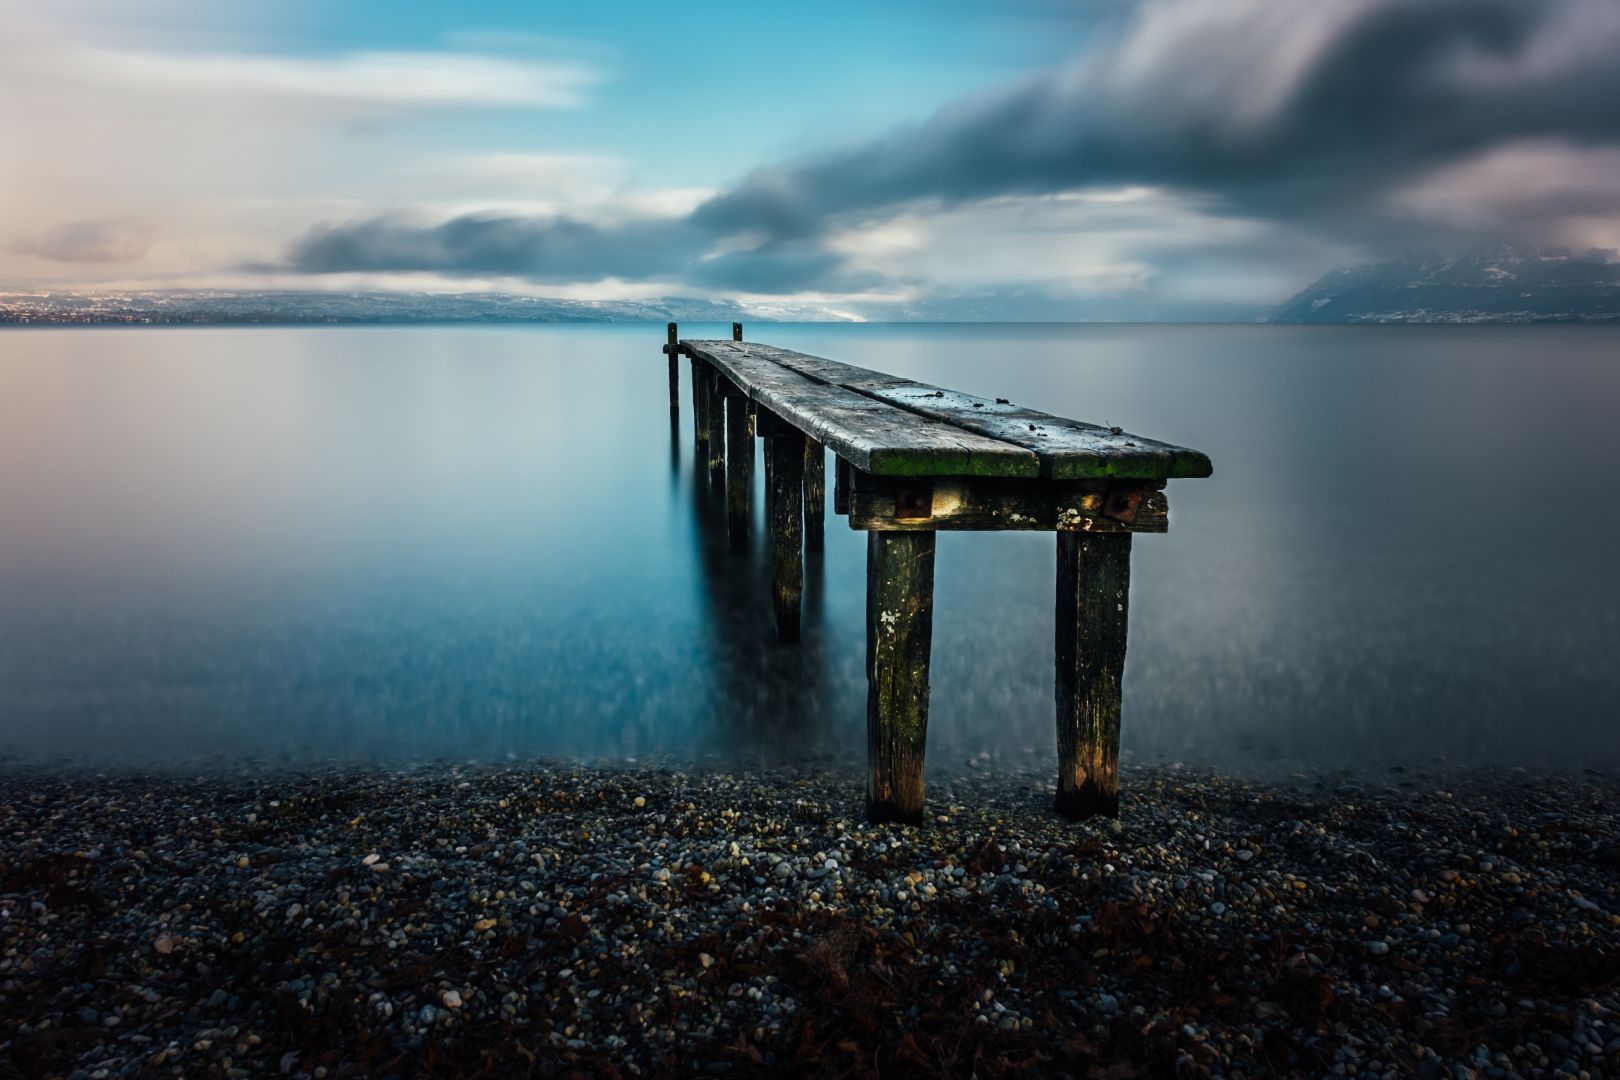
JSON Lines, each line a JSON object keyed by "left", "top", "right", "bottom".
{"left": 7, "top": 246, "right": 1620, "bottom": 325}
{"left": 1272, "top": 245, "right": 1620, "bottom": 323}
{"left": 0, "top": 289, "right": 1254, "bottom": 325}
{"left": 0, "top": 291, "right": 854, "bottom": 326}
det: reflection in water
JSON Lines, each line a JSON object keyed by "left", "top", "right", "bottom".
{"left": 0, "top": 323, "right": 1617, "bottom": 773}
{"left": 687, "top": 455, "right": 834, "bottom": 765}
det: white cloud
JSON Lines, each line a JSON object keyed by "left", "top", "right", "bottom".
{"left": 74, "top": 47, "right": 599, "bottom": 108}
{"left": 0, "top": 9, "right": 628, "bottom": 288}
{"left": 823, "top": 188, "right": 1357, "bottom": 304}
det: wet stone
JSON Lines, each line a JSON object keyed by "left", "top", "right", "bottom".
{"left": 0, "top": 760, "right": 1615, "bottom": 1077}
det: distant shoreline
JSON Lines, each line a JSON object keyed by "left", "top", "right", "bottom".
{"left": 8, "top": 316, "right": 1620, "bottom": 328}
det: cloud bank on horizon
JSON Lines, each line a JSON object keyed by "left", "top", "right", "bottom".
{"left": 6, "top": 0, "right": 1620, "bottom": 317}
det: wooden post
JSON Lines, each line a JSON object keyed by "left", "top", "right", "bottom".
{"left": 1055, "top": 532, "right": 1131, "bottom": 819}
{"left": 732, "top": 321, "right": 744, "bottom": 342}
{"left": 666, "top": 322, "right": 679, "bottom": 417}
{"left": 767, "top": 430, "right": 805, "bottom": 642}
{"left": 866, "top": 530, "right": 936, "bottom": 823}
{"left": 763, "top": 426, "right": 775, "bottom": 527}
{"left": 833, "top": 457, "right": 851, "bottom": 516}
{"left": 705, "top": 369, "right": 727, "bottom": 491}
{"left": 724, "top": 389, "right": 753, "bottom": 549}
{"left": 803, "top": 439, "right": 825, "bottom": 550}
{"left": 692, "top": 359, "right": 710, "bottom": 454}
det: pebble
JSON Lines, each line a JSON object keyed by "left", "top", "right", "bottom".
{"left": 0, "top": 761, "right": 1614, "bottom": 1077}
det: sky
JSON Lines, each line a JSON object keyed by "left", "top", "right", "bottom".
{"left": 4, "top": 0, "right": 1619, "bottom": 319}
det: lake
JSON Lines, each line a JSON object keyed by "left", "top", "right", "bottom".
{"left": 1, "top": 323, "right": 1616, "bottom": 774}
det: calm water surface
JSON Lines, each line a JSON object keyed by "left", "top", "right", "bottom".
{"left": 1, "top": 323, "right": 1616, "bottom": 773}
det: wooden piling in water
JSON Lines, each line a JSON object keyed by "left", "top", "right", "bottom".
{"left": 1054, "top": 532, "right": 1131, "bottom": 819}
{"left": 704, "top": 368, "right": 727, "bottom": 490}
{"left": 692, "top": 359, "right": 709, "bottom": 454}
{"left": 669, "top": 331, "right": 1209, "bottom": 825}
{"left": 767, "top": 428, "right": 805, "bottom": 642}
{"left": 803, "top": 439, "right": 825, "bottom": 551}
{"left": 666, "top": 323, "right": 679, "bottom": 416}
{"left": 866, "top": 530, "right": 936, "bottom": 824}
{"left": 724, "top": 386, "right": 753, "bottom": 549}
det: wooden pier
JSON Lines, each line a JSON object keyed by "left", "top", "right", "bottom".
{"left": 662, "top": 324, "right": 1212, "bottom": 823}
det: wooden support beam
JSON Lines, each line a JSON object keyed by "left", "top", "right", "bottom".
{"left": 767, "top": 430, "right": 805, "bottom": 642}
{"left": 725, "top": 389, "right": 754, "bottom": 550}
{"left": 666, "top": 322, "right": 679, "bottom": 416}
{"left": 732, "top": 321, "right": 744, "bottom": 342}
{"left": 704, "top": 366, "right": 727, "bottom": 491}
{"left": 866, "top": 530, "right": 936, "bottom": 824}
{"left": 1055, "top": 532, "right": 1131, "bottom": 819}
{"left": 834, "top": 456, "right": 851, "bottom": 516}
{"left": 803, "top": 439, "right": 825, "bottom": 551}
{"left": 848, "top": 474, "right": 1167, "bottom": 533}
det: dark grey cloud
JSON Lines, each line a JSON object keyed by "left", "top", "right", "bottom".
{"left": 694, "top": 0, "right": 1620, "bottom": 236}
{"left": 286, "top": 215, "right": 884, "bottom": 294}
{"left": 282, "top": 0, "right": 1620, "bottom": 296}
{"left": 289, "top": 215, "right": 696, "bottom": 282}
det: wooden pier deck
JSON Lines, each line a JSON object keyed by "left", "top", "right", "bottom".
{"left": 663, "top": 324, "right": 1212, "bottom": 823}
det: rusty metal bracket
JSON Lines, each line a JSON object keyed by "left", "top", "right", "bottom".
{"left": 1102, "top": 485, "right": 1145, "bottom": 524}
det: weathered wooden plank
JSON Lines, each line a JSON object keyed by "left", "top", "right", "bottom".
{"left": 683, "top": 341, "right": 1039, "bottom": 478}
{"left": 768, "top": 431, "right": 805, "bottom": 642}
{"left": 666, "top": 323, "right": 679, "bottom": 416}
{"left": 1055, "top": 532, "right": 1131, "bottom": 819}
{"left": 848, "top": 475, "right": 1168, "bottom": 533}
{"left": 867, "top": 530, "right": 936, "bottom": 824}
{"left": 736, "top": 342, "right": 1212, "bottom": 481}
{"left": 725, "top": 392, "right": 754, "bottom": 550}
{"left": 871, "top": 384, "right": 1208, "bottom": 480}
{"left": 803, "top": 438, "right": 826, "bottom": 551}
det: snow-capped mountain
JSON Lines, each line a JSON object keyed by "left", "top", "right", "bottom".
{"left": 1272, "top": 245, "right": 1620, "bottom": 323}
{"left": 0, "top": 291, "right": 861, "bottom": 325}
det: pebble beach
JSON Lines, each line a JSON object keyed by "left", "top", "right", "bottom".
{"left": 2, "top": 761, "right": 1618, "bottom": 1078}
